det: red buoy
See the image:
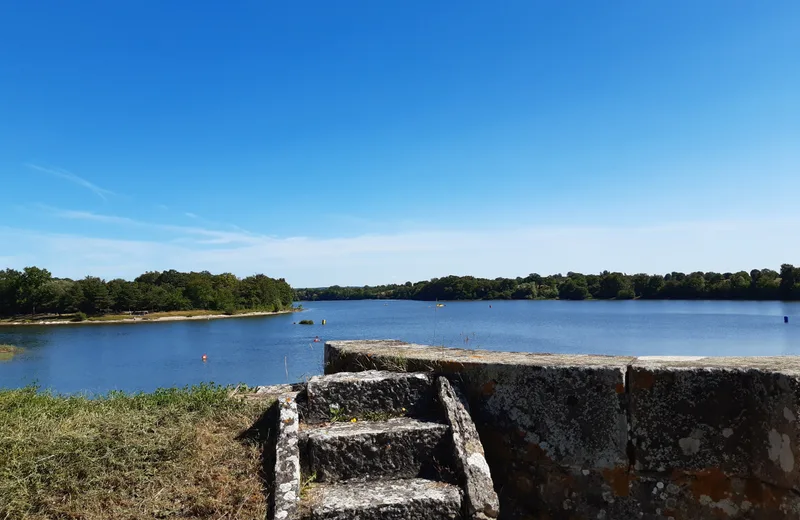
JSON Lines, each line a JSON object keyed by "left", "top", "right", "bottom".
{"left": 202, "top": 354, "right": 208, "bottom": 361}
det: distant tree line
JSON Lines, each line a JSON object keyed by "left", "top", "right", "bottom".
{"left": 296, "top": 264, "right": 800, "bottom": 302}
{"left": 0, "top": 267, "right": 295, "bottom": 317}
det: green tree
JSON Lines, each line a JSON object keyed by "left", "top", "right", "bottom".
{"left": 559, "top": 278, "right": 589, "bottom": 300}
{"left": 538, "top": 284, "right": 559, "bottom": 299}
{"left": 779, "top": 264, "right": 798, "bottom": 300}
{"left": 631, "top": 274, "right": 650, "bottom": 298}
{"left": 185, "top": 274, "right": 215, "bottom": 310}
{"left": 62, "top": 283, "right": 86, "bottom": 313}
{"left": 512, "top": 283, "right": 538, "bottom": 299}
{"left": 108, "top": 279, "right": 142, "bottom": 312}
{"left": 78, "top": 277, "right": 113, "bottom": 315}
{"left": 18, "top": 266, "right": 53, "bottom": 314}
{"left": 39, "top": 279, "right": 74, "bottom": 313}
{"left": 616, "top": 288, "right": 635, "bottom": 299}
{"left": 683, "top": 272, "right": 707, "bottom": 298}
{"left": 597, "top": 272, "right": 629, "bottom": 299}
{"left": 642, "top": 275, "right": 664, "bottom": 298}
{"left": 0, "top": 269, "right": 22, "bottom": 315}
{"left": 729, "top": 271, "right": 751, "bottom": 298}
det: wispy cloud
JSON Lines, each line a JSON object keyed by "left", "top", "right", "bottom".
{"left": 4, "top": 216, "right": 800, "bottom": 287}
{"left": 48, "top": 208, "right": 136, "bottom": 226}
{"left": 26, "top": 164, "right": 114, "bottom": 201}
{"left": 46, "top": 207, "right": 264, "bottom": 246}
{"left": 185, "top": 212, "right": 200, "bottom": 219}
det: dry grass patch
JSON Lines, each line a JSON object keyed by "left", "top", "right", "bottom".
{"left": 0, "top": 384, "right": 272, "bottom": 519}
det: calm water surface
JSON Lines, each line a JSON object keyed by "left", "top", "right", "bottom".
{"left": 2, "top": 300, "right": 799, "bottom": 394}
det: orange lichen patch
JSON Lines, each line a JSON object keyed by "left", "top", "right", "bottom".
{"left": 742, "top": 477, "right": 782, "bottom": 509}
{"left": 615, "top": 382, "right": 625, "bottom": 394}
{"left": 602, "top": 466, "right": 631, "bottom": 497}
{"left": 632, "top": 370, "right": 656, "bottom": 390}
{"left": 687, "top": 468, "right": 730, "bottom": 502}
{"left": 482, "top": 380, "right": 497, "bottom": 396}
{"left": 470, "top": 354, "right": 485, "bottom": 359}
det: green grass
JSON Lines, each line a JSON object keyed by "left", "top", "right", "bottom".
{"left": 0, "top": 384, "right": 271, "bottom": 520}
{"left": 299, "top": 471, "right": 317, "bottom": 499}
{"left": 0, "top": 343, "right": 24, "bottom": 361}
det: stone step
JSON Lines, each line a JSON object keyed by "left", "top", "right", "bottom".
{"left": 303, "top": 370, "right": 436, "bottom": 423}
{"left": 300, "top": 478, "right": 463, "bottom": 519}
{"left": 300, "top": 417, "right": 451, "bottom": 482}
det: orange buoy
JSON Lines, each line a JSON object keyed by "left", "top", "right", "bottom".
{"left": 202, "top": 354, "right": 208, "bottom": 361}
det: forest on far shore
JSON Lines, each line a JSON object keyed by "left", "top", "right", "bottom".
{"left": 296, "top": 264, "right": 800, "bottom": 302}
{"left": 0, "top": 268, "right": 294, "bottom": 317}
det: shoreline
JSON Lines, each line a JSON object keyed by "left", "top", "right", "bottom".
{"left": 0, "top": 309, "right": 298, "bottom": 327}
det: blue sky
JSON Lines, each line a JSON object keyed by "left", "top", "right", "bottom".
{"left": 1, "top": 1, "right": 799, "bottom": 286}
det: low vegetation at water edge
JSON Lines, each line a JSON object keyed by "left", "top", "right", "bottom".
{"left": 0, "top": 384, "right": 272, "bottom": 520}
{"left": 0, "top": 343, "right": 24, "bottom": 360}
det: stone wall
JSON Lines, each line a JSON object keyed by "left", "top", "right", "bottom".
{"left": 324, "top": 340, "right": 800, "bottom": 519}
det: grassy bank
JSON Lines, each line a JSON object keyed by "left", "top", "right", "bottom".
{"left": 0, "top": 307, "right": 300, "bottom": 326}
{"left": 84, "top": 309, "right": 288, "bottom": 321}
{"left": 0, "top": 343, "right": 24, "bottom": 361}
{"left": 0, "top": 384, "right": 272, "bottom": 519}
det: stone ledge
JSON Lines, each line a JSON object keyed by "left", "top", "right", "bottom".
{"left": 299, "top": 417, "right": 449, "bottom": 483}
{"left": 632, "top": 356, "right": 800, "bottom": 374}
{"left": 325, "top": 340, "right": 636, "bottom": 370}
{"left": 304, "top": 370, "right": 436, "bottom": 423}
{"left": 301, "top": 478, "right": 463, "bottom": 520}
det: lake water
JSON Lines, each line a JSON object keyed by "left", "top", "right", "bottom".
{"left": 2, "top": 300, "right": 799, "bottom": 394}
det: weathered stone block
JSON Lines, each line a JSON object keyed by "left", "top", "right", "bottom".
{"left": 630, "top": 357, "right": 800, "bottom": 493}
{"left": 526, "top": 470, "right": 800, "bottom": 520}
{"left": 300, "top": 417, "right": 449, "bottom": 482}
{"left": 304, "top": 370, "right": 436, "bottom": 423}
{"left": 325, "top": 341, "right": 633, "bottom": 517}
{"left": 325, "top": 341, "right": 631, "bottom": 469}
{"left": 300, "top": 478, "right": 463, "bottom": 520}
{"left": 471, "top": 360, "right": 629, "bottom": 471}
{"left": 626, "top": 471, "right": 800, "bottom": 519}
{"left": 438, "top": 377, "right": 500, "bottom": 519}
{"left": 273, "top": 392, "right": 301, "bottom": 520}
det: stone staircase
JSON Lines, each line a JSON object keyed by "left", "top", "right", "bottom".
{"left": 268, "top": 370, "right": 499, "bottom": 520}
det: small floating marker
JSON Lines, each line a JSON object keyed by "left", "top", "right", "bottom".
{"left": 322, "top": 319, "right": 326, "bottom": 325}
{"left": 202, "top": 354, "right": 208, "bottom": 361}
{"left": 785, "top": 316, "right": 790, "bottom": 324}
